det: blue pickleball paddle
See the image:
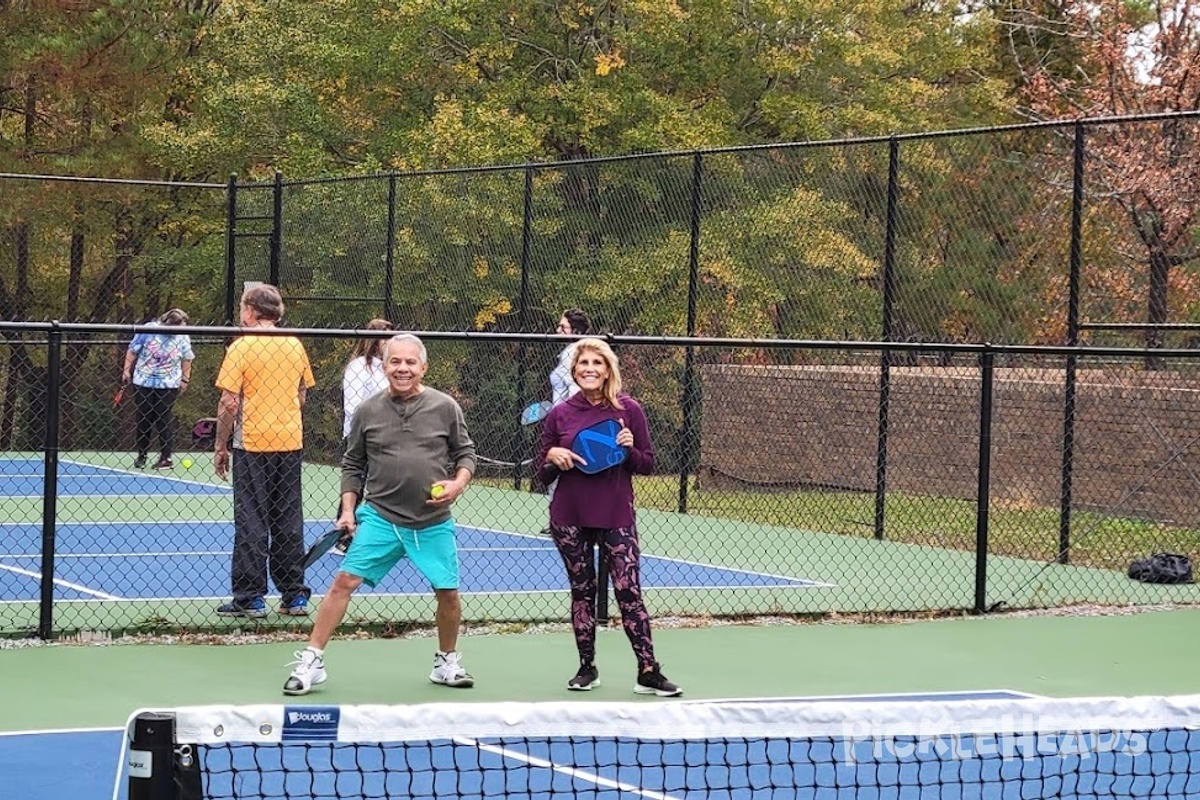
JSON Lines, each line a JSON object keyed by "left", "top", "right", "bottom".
{"left": 569, "top": 419, "right": 628, "bottom": 474}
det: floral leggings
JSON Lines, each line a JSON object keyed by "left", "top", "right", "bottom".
{"left": 550, "top": 524, "right": 656, "bottom": 670}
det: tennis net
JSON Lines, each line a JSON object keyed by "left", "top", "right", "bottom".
{"left": 120, "top": 694, "right": 1200, "bottom": 799}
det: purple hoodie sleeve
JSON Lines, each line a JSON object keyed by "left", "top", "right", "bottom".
{"left": 619, "top": 397, "right": 655, "bottom": 475}
{"left": 537, "top": 408, "right": 563, "bottom": 487}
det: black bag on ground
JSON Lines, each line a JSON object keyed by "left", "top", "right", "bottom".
{"left": 1127, "top": 552, "right": 1193, "bottom": 584}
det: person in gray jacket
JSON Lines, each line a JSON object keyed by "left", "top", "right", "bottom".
{"left": 283, "top": 333, "right": 477, "bottom": 696}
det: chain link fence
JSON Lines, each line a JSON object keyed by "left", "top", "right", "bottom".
{"left": 4, "top": 114, "right": 1200, "bottom": 636}
{"left": 0, "top": 323, "right": 1196, "bottom": 638}
{"left": 5, "top": 114, "right": 1200, "bottom": 347}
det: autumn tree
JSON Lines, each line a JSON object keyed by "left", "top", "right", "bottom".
{"left": 0, "top": 1, "right": 223, "bottom": 448}
{"left": 1007, "top": 0, "right": 1200, "bottom": 350}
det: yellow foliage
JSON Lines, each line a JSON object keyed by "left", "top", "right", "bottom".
{"left": 594, "top": 50, "right": 626, "bottom": 77}
{"left": 474, "top": 298, "right": 513, "bottom": 329}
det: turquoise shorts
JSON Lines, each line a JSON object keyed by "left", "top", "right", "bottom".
{"left": 340, "top": 504, "right": 460, "bottom": 590}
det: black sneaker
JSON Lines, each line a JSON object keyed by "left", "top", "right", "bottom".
{"left": 634, "top": 664, "right": 682, "bottom": 697}
{"left": 567, "top": 662, "right": 600, "bottom": 691}
{"left": 153, "top": 457, "right": 173, "bottom": 470}
{"left": 134, "top": 454, "right": 147, "bottom": 469}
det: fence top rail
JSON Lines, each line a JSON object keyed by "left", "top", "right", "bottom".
{"left": 0, "top": 172, "right": 225, "bottom": 189}
{"left": 7, "top": 110, "right": 1198, "bottom": 191}
{"left": 3, "top": 321, "right": 1200, "bottom": 361}
{"left": 238, "top": 108, "right": 1200, "bottom": 188}
{"left": 234, "top": 109, "right": 1200, "bottom": 188}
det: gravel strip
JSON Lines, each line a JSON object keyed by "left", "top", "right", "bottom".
{"left": 2, "top": 603, "right": 1193, "bottom": 649}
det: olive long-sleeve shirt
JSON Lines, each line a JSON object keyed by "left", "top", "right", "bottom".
{"left": 342, "top": 387, "right": 476, "bottom": 529}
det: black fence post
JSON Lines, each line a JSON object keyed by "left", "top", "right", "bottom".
{"left": 874, "top": 136, "right": 900, "bottom": 541}
{"left": 224, "top": 174, "right": 238, "bottom": 324}
{"left": 974, "top": 347, "right": 996, "bottom": 614}
{"left": 384, "top": 175, "right": 398, "bottom": 322}
{"left": 269, "top": 171, "right": 283, "bottom": 287}
{"left": 678, "top": 152, "right": 703, "bottom": 514}
{"left": 512, "top": 166, "right": 535, "bottom": 490}
{"left": 37, "top": 323, "right": 62, "bottom": 639}
{"left": 1059, "top": 122, "right": 1085, "bottom": 565}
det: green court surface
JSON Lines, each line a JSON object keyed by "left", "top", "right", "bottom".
{"left": 5, "top": 452, "right": 1196, "bottom": 635}
{"left": 4, "top": 607, "right": 1199, "bottom": 732}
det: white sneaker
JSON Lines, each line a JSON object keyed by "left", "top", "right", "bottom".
{"left": 429, "top": 650, "right": 474, "bottom": 688}
{"left": 283, "top": 648, "right": 327, "bottom": 696}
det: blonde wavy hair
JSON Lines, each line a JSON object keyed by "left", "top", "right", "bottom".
{"left": 571, "top": 337, "right": 624, "bottom": 410}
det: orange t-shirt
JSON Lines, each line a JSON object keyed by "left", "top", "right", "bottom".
{"left": 216, "top": 333, "right": 315, "bottom": 452}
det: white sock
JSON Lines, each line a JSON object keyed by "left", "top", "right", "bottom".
{"left": 306, "top": 646, "right": 324, "bottom": 658}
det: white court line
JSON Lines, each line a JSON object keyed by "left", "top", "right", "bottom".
{"left": 0, "top": 473, "right": 216, "bottom": 482}
{"left": 1, "top": 534, "right": 828, "bottom": 587}
{"left": 464, "top": 524, "right": 829, "bottom": 586}
{"left": 0, "top": 563, "right": 120, "bottom": 599}
{"left": 0, "top": 551, "right": 234, "bottom": 559}
{"left": 683, "top": 689, "right": 1045, "bottom": 704}
{"left": 0, "top": 725, "right": 121, "bottom": 737}
{"left": 0, "top": 494, "right": 227, "bottom": 499}
{"left": 0, "top": 584, "right": 821, "bottom": 606}
{"left": 35, "top": 457, "right": 227, "bottom": 487}
{"left": 460, "top": 735, "right": 683, "bottom": 800}
{"left": 0, "top": 519, "right": 230, "bottom": 528}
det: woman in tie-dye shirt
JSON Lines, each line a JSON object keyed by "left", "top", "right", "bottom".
{"left": 122, "top": 308, "right": 194, "bottom": 470}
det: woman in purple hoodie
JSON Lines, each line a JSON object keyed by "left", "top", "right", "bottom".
{"left": 537, "top": 338, "right": 682, "bottom": 698}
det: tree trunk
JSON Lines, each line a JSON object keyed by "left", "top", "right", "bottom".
{"left": 1145, "top": 240, "right": 1170, "bottom": 370}
{"left": 0, "top": 80, "right": 37, "bottom": 449}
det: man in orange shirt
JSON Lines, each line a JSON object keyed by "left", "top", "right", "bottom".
{"left": 214, "top": 284, "right": 316, "bottom": 618}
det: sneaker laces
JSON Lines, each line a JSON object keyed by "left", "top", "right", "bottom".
{"left": 640, "top": 664, "right": 669, "bottom": 686}
{"left": 287, "top": 649, "right": 320, "bottom": 675}
{"left": 437, "top": 651, "right": 467, "bottom": 676}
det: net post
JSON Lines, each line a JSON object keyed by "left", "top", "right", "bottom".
{"left": 127, "top": 712, "right": 177, "bottom": 800}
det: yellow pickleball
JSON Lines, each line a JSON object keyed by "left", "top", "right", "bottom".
{"left": 430, "top": 484, "right": 446, "bottom": 499}
{"left": 181, "top": 458, "right": 194, "bottom": 469}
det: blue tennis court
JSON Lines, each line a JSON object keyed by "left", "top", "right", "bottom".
{"left": 0, "top": 519, "right": 816, "bottom": 602}
{"left": 0, "top": 457, "right": 817, "bottom": 603}
{"left": 0, "top": 457, "right": 228, "bottom": 496}
{"left": 0, "top": 520, "right": 816, "bottom": 599}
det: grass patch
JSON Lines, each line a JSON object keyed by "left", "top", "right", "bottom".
{"left": 477, "top": 474, "right": 1198, "bottom": 572}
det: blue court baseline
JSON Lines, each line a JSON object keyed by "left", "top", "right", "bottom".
{"left": 0, "top": 521, "right": 818, "bottom": 603}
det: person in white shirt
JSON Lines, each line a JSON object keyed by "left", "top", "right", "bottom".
{"left": 335, "top": 318, "right": 394, "bottom": 554}
{"left": 342, "top": 318, "right": 395, "bottom": 438}
{"left": 541, "top": 309, "right": 592, "bottom": 522}
{"left": 549, "top": 308, "right": 593, "bottom": 406}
